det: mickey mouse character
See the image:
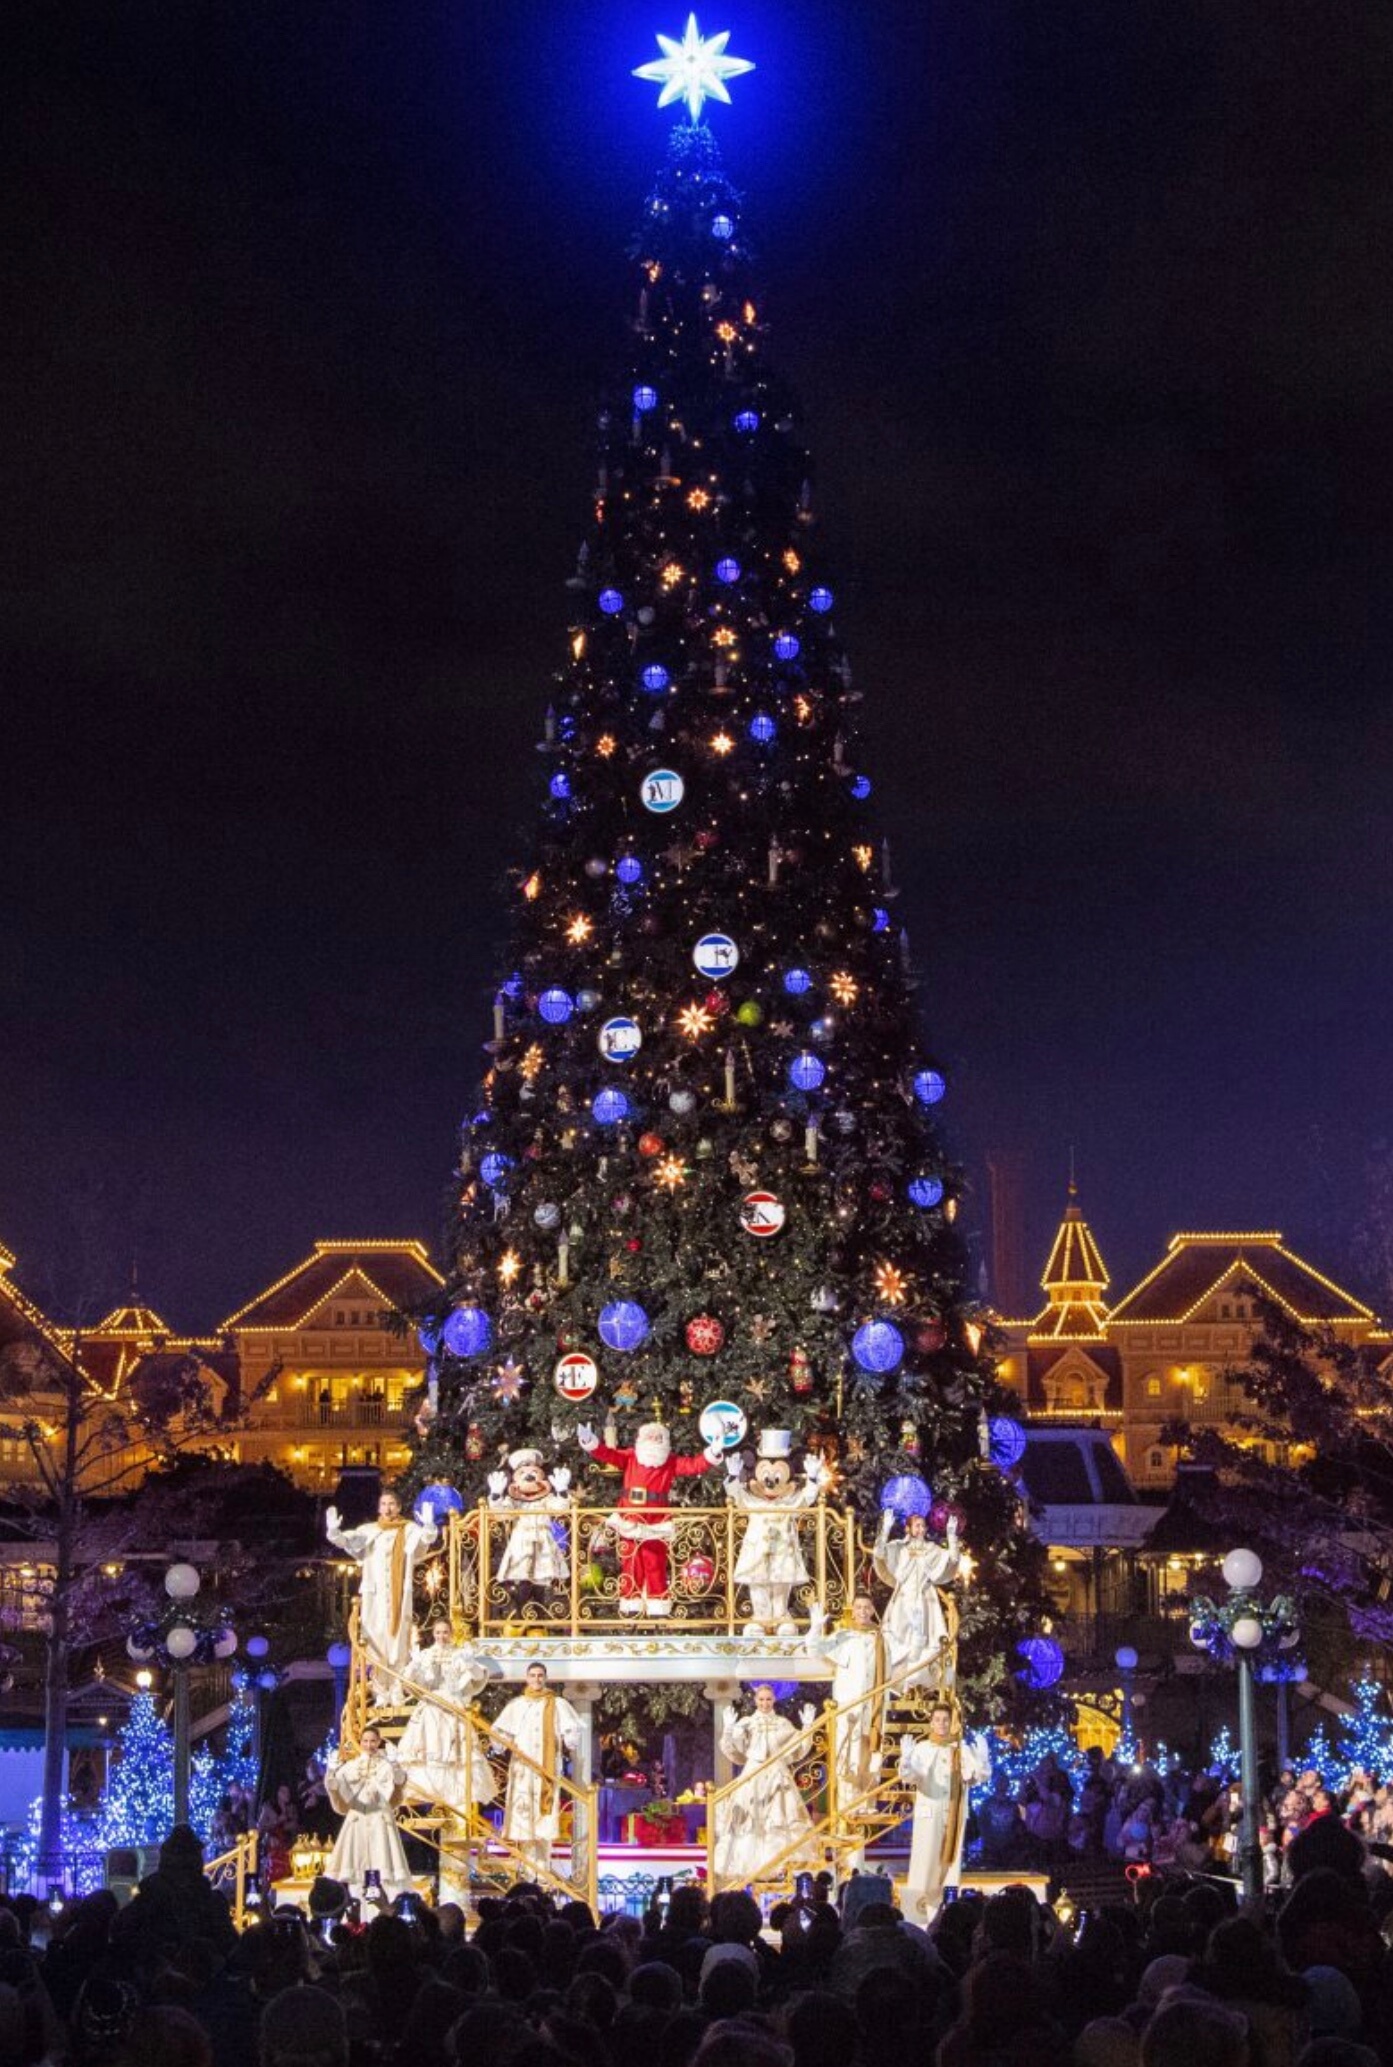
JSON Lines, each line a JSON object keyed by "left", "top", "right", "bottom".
{"left": 726, "top": 1429, "right": 828, "bottom": 1636}
{"left": 488, "top": 1448, "right": 571, "bottom": 1606}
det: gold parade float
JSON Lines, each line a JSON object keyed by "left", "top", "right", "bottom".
{"left": 326, "top": 1495, "right": 968, "bottom": 1915}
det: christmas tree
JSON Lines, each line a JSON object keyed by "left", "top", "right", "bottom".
{"left": 96, "top": 1688, "right": 175, "bottom": 1847}
{"left": 411, "top": 49, "right": 1048, "bottom": 1714}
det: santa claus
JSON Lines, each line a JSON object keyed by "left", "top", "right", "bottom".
{"left": 577, "top": 1419, "right": 723, "bottom": 1616}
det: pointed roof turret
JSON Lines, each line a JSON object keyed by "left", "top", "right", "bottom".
{"left": 1031, "top": 1179, "right": 1110, "bottom": 1340}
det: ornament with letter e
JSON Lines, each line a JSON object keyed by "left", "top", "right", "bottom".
{"left": 554, "top": 1351, "right": 600, "bottom": 1403}
{"left": 740, "top": 1190, "right": 785, "bottom": 1238}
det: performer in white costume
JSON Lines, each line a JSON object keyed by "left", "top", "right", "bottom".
{"left": 326, "top": 1489, "right": 437, "bottom": 1701}
{"left": 325, "top": 1726, "right": 412, "bottom": 1898}
{"left": 715, "top": 1683, "right": 818, "bottom": 1884}
{"left": 807, "top": 1592, "right": 886, "bottom": 1811}
{"left": 726, "top": 1431, "right": 827, "bottom": 1636}
{"left": 489, "top": 1449, "right": 571, "bottom": 1599}
{"left": 900, "top": 1701, "right": 991, "bottom": 1924}
{"left": 873, "top": 1507, "right": 963, "bottom": 1690}
{"left": 396, "top": 1616, "right": 496, "bottom": 1812}
{"left": 490, "top": 1660, "right": 582, "bottom": 1873}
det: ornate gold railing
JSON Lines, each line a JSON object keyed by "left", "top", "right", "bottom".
{"left": 344, "top": 1650, "right": 598, "bottom": 1913}
{"left": 203, "top": 1830, "right": 259, "bottom": 1929}
{"left": 437, "top": 1499, "right": 856, "bottom": 1638}
{"left": 704, "top": 1636, "right": 955, "bottom": 1893}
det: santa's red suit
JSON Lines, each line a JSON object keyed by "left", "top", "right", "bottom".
{"left": 580, "top": 1422, "right": 717, "bottom": 1616}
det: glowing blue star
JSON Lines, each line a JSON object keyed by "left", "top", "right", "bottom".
{"left": 633, "top": 14, "right": 755, "bottom": 123}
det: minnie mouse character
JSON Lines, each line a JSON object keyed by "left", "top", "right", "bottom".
{"left": 726, "top": 1429, "right": 827, "bottom": 1636}
{"left": 488, "top": 1448, "right": 571, "bottom": 1606}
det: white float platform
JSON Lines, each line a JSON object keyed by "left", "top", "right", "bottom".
{"left": 468, "top": 1632, "right": 835, "bottom": 1685}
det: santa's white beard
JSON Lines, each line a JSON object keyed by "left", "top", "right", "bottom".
{"left": 635, "top": 1429, "right": 671, "bottom": 1469}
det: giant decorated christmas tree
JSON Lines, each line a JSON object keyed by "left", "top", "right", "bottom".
{"left": 411, "top": 23, "right": 1047, "bottom": 1715}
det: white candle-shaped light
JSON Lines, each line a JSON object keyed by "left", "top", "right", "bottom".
{"left": 881, "top": 837, "right": 894, "bottom": 890}
{"left": 427, "top": 1370, "right": 439, "bottom": 1414}
{"left": 557, "top": 1232, "right": 570, "bottom": 1288}
{"left": 493, "top": 994, "right": 506, "bottom": 1043}
{"left": 544, "top": 705, "right": 556, "bottom": 745}
{"left": 768, "top": 838, "right": 781, "bottom": 887}
{"left": 805, "top": 1116, "right": 820, "bottom": 1164}
{"left": 724, "top": 1048, "right": 736, "bottom": 1106}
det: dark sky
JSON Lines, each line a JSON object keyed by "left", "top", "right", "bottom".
{"left": 4, "top": 0, "right": 1391, "bottom": 1327}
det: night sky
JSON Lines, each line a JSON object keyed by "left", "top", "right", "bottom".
{"left": 5, "top": 1, "right": 1391, "bottom": 1327}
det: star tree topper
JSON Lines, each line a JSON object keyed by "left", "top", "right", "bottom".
{"left": 634, "top": 14, "right": 755, "bottom": 122}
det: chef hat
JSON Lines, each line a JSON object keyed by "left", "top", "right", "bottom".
{"left": 508, "top": 1448, "right": 545, "bottom": 1471}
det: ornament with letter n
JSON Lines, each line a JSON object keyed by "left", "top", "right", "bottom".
{"left": 740, "top": 1190, "right": 786, "bottom": 1238}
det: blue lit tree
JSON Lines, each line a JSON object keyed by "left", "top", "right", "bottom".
{"left": 1330, "top": 1679, "right": 1393, "bottom": 1786}
{"left": 407, "top": 36, "right": 1050, "bottom": 1717}
{"left": 96, "top": 1688, "right": 175, "bottom": 1847}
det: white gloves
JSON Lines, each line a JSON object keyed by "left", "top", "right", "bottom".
{"left": 325, "top": 1506, "right": 341, "bottom": 1533}
{"left": 803, "top": 1454, "right": 827, "bottom": 1487}
{"left": 807, "top": 1602, "right": 827, "bottom": 1635}
{"left": 946, "top": 1518, "right": 960, "bottom": 1546}
{"left": 880, "top": 1507, "right": 896, "bottom": 1531}
{"left": 549, "top": 1466, "right": 572, "bottom": 1495}
{"left": 703, "top": 1442, "right": 726, "bottom": 1467}
{"left": 799, "top": 1703, "right": 817, "bottom": 1731}
{"left": 725, "top": 1452, "right": 746, "bottom": 1480}
{"left": 576, "top": 1423, "right": 600, "bottom": 1453}
{"left": 487, "top": 1470, "right": 508, "bottom": 1499}
{"left": 724, "top": 1703, "right": 741, "bottom": 1728}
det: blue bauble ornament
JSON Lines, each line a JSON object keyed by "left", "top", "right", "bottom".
{"left": 598, "top": 588, "right": 624, "bottom": 615}
{"left": 549, "top": 773, "right": 571, "bottom": 801}
{"left": 640, "top": 664, "right": 670, "bottom": 694}
{"left": 809, "top": 586, "right": 834, "bottom": 613}
{"left": 852, "top": 1320, "right": 905, "bottom": 1374}
{"left": 1016, "top": 1636, "right": 1066, "bottom": 1691}
{"left": 881, "top": 1472, "right": 933, "bottom": 1521}
{"left": 748, "top": 712, "right": 776, "bottom": 744}
{"left": 715, "top": 557, "right": 741, "bottom": 585}
{"left": 592, "top": 1088, "right": 630, "bottom": 1125}
{"left": 615, "top": 854, "right": 645, "bottom": 885}
{"left": 711, "top": 213, "right": 735, "bottom": 240}
{"left": 787, "top": 1052, "right": 826, "bottom": 1093}
{"left": 414, "top": 1483, "right": 464, "bottom": 1527}
{"left": 479, "top": 1152, "right": 514, "bottom": 1190}
{"left": 538, "top": 987, "right": 574, "bottom": 1025}
{"left": 913, "top": 1068, "right": 947, "bottom": 1106}
{"left": 632, "top": 384, "right": 659, "bottom": 413}
{"left": 908, "top": 1175, "right": 945, "bottom": 1209}
{"left": 988, "top": 1417, "right": 1027, "bottom": 1471}
{"left": 442, "top": 1305, "right": 492, "bottom": 1360}
{"left": 598, "top": 1300, "right": 650, "bottom": 1352}
{"left": 733, "top": 410, "right": 760, "bottom": 433}
{"left": 850, "top": 775, "right": 872, "bottom": 800}
{"left": 773, "top": 633, "right": 801, "bottom": 661}
{"left": 783, "top": 967, "right": 812, "bottom": 995}
{"left": 872, "top": 907, "right": 890, "bottom": 932}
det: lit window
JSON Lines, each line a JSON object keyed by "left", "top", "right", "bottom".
{"left": 1146, "top": 1378, "right": 1161, "bottom": 1398}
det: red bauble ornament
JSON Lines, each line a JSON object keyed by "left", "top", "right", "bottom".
{"left": 929, "top": 1499, "right": 966, "bottom": 1536}
{"left": 915, "top": 1320, "right": 948, "bottom": 1355}
{"left": 789, "top": 1346, "right": 813, "bottom": 1396}
{"left": 869, "top": 1181, "right": 890, "bottom": 1202}
{"left": 685, "top": 1314, "right": 726, "bottom": 1356}
{"left": 638, "top": 1132, "right": 665, "bottom": 1157}
{"left": 694, "top": 829, "right": 720, "bottom": 852}
{"left": 625, "top": 1237, "right": 642, "bottom": 1253}
{"left": 705, "top": 988, "right": 731, "bottom": 1017}
{"left": 682, "top": 1551, "right": 716, "bottom": 1594}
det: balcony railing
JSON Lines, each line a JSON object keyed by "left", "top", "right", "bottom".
{"left": 439, "top": 1500, "right": 858, "bottom": 1639}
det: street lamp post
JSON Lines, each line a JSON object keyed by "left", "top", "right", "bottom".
{"left": 1114, "top": 1645, "right": 1139, "bottom": 1761}
{"left": 127, "top": 1561, "right": 237, "bottom": 1835}
{"left": 1189, "top": 1547, "right": 1300, "bottom": 1909}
